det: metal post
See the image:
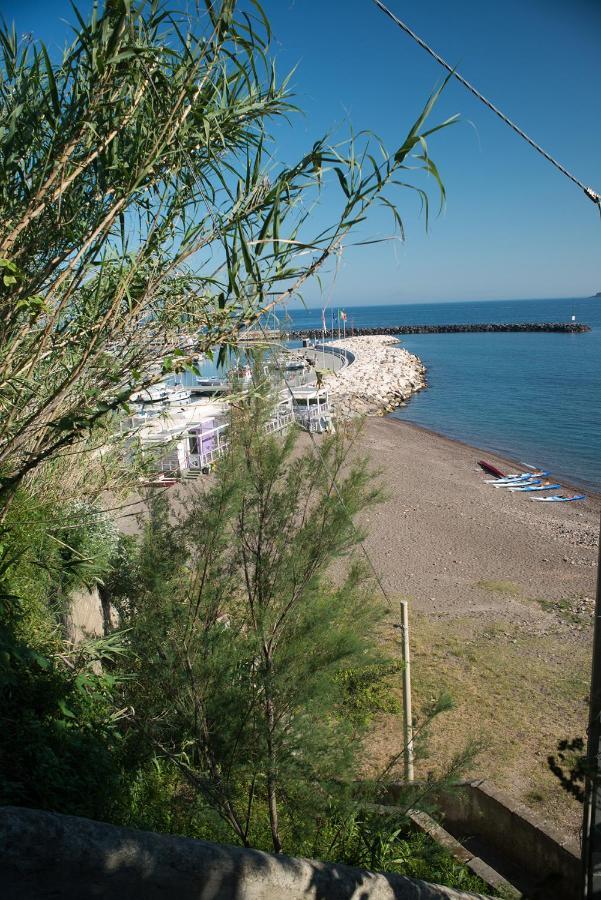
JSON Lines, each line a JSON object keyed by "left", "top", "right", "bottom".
{"left": 582, "top": 511, "right": 601, "bottom": 898}
{"left": 400, "top": 600, "right": 415, "bottom": 782}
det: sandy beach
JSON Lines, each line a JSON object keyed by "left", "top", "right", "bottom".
{"left": 356, "top": 416, "right": 598, "bottom": 840}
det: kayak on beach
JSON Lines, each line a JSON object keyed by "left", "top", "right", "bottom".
{"left": 478, "top": 460, "right": 506, "bottom": 478}
{"left": 530, "top": 494, "right": 586, "bottom": 503}
{"left": 492, "top": 478, "right": 542, "bottom": 488}
{"left": 485, "top": 471, "right": 549, "bottom": 484}
{"left": 509, "top": 483, "right": 561, "bottom": 492}
{"left": 478, "top": 460, "right": 586, "bottom": 503}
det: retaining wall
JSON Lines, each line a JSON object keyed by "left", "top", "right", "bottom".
{"left": 0, "top": 806, "right": 490, "bottom": 900}
{"left": 435, "top": 780, "right": 580, "bottom": 900}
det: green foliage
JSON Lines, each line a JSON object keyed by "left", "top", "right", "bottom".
{"left": 108, "top": 394, "right": 469, "bottom": 868}
{"left": 0, "top": 4, "right": 472, "bottom": 890}
{"left": 112, "top": 760, "right": 491, "bottom": 893}
{"left": 337, "top": 661, "right": 403, "bottom": 726}
{"left": 113, "top": 395, "right": 390, "bottom": 852}
{"left": 55, "top": 500, "right": 120, "bottom": 592}
{"left": 0, "top": 409, "right": 477, "bottom": 890}
{"left": 0, "top": 491, "right": 119, "bottom": 653}
{"left": 0, "top": 0, "right": 453, "bottom": 505}
{"left": 0, "top": 487, "right": 127, "bottom": 816}
{"left": 0, "top": 642, "right": 124, "bottom": 817}
{"left": 302, "top": 809, "right": 491, "bottom": 893}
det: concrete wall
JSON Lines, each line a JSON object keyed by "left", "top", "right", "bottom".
{"left": 64, "top": 586, "right": 105, "bottom": 643}
{"left": 0, "top": 806, "right": 491, "bottom": 900}
{"left": 314, "top": 342, "right": 356, "bottom": 369}
{"left": 435, "top": 780, "right": 580, "bottom": 900}
{"left": 64, "top": 586, "right": 118, "bottom": 644}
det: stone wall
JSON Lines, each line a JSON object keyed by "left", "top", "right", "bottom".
{"left": 434, "top": 780, "right": 580, "bottom": 900}
{"left": 0, "top": 806, "right": 491, "bottom": 900}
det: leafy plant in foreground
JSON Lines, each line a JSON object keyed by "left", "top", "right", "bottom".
{"left": 110, "top": 393, "right": 468, "bottom": 859}
{"left": 0, "top": 0, "right": 453, "bottom": 508}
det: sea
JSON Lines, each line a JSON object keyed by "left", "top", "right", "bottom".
{"left": 283, "top": 298, "right": 601, "bottom": 491}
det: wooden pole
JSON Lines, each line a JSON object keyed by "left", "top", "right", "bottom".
{"left": 400, "top": 600, "right": 415, "bottom": 782}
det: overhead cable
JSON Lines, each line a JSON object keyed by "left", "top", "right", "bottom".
{"left": 371, "top": 0, "right": 600, "bottom": 208}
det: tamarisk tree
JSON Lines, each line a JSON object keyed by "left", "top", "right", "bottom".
{"left": 115, "top": 394, "right": 390, "bottom": 853}
{"left": 0, "top": 0, "right": 453, "bottom": 505}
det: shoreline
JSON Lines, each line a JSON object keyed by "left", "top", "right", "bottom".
{"left": 383, "top": 414, "right": 601, "bottom": 500}
{"left": 316, "top": 334, "right": 599, "bottom": 494}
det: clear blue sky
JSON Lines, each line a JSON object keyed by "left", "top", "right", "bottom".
{"left": 3, "top": 0, "right": 600, "bottom": 305}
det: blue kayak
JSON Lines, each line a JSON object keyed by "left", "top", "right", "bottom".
{"left": 531, "top": 494, "right": 586, "bottom": 503}
{"left": 493, "top": 479, "right": 541, "bottom": 489}
{"left": 485, "top": 471, "right": 549, "bottom": 484}
{"left": 509, "top": 483, "right": 561, "bottom": 493}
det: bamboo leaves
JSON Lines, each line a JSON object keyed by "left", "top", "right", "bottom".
{"left": 0, "top": 0, "right": 453, "bottom": 504}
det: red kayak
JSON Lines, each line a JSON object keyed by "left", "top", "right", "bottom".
{"left": 478, "top": 459, "right": 506, "bottom": 479}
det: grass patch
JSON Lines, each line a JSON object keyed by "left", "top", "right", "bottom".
{"left": 475, "top": 579, "right": 521, "bottom": 596}
{"left": 534, "top": 596, "right": 591, "bottom": 626}
{"left": 390, "top": 613, "right": 591, "bottom": 836}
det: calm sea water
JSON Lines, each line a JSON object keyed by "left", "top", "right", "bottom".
{"left": 285, "top": 298, "right": 601, "bottom": 490}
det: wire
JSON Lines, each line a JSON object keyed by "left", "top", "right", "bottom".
{"left": 371, "top": 0, "right": 601, "bottom": 208}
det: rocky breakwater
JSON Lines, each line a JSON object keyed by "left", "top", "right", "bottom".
{"left": 321, "top": 336, "right": 425, "bottom": 418}
{"left": 292, "top": 322, "right": 589, "bottom": 338}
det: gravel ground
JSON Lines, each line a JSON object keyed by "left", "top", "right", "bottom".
{"left": 359, "top": 417, "right": 599, "bottom": 619}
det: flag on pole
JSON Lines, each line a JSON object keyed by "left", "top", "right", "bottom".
{"left": 321, "top": 308, "right": 327, "bottom": 331}
{"left": 340, "top": 310, "right": 347, "bottom": 321}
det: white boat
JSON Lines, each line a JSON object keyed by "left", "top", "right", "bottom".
{"left": 164, "top": 387, "right": 191, "bottom": 404}
{"left": 485, "top": 471, "right": 549, "bottom": 484}
{"left": 492, "top": 478, "right": 541, "bottom": 489}
{"left": 130, "top": 385, "right": 170, "bottom": 404}
{"left": 509, "top": 482, "right": 560, "bottom": 492}
{"left": 130, "top": 384, "right": 191, "bottom": 405}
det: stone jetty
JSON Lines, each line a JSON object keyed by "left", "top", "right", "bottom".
{"left": 320, "top": 336, "right": 425, "bottom": 419}
{"left": 291, "top": 322, "right": 589, "bottom": 339}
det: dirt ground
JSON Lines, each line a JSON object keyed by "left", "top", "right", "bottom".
{"left": 356, "top": 417, "right": 599, "bottom": 842}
